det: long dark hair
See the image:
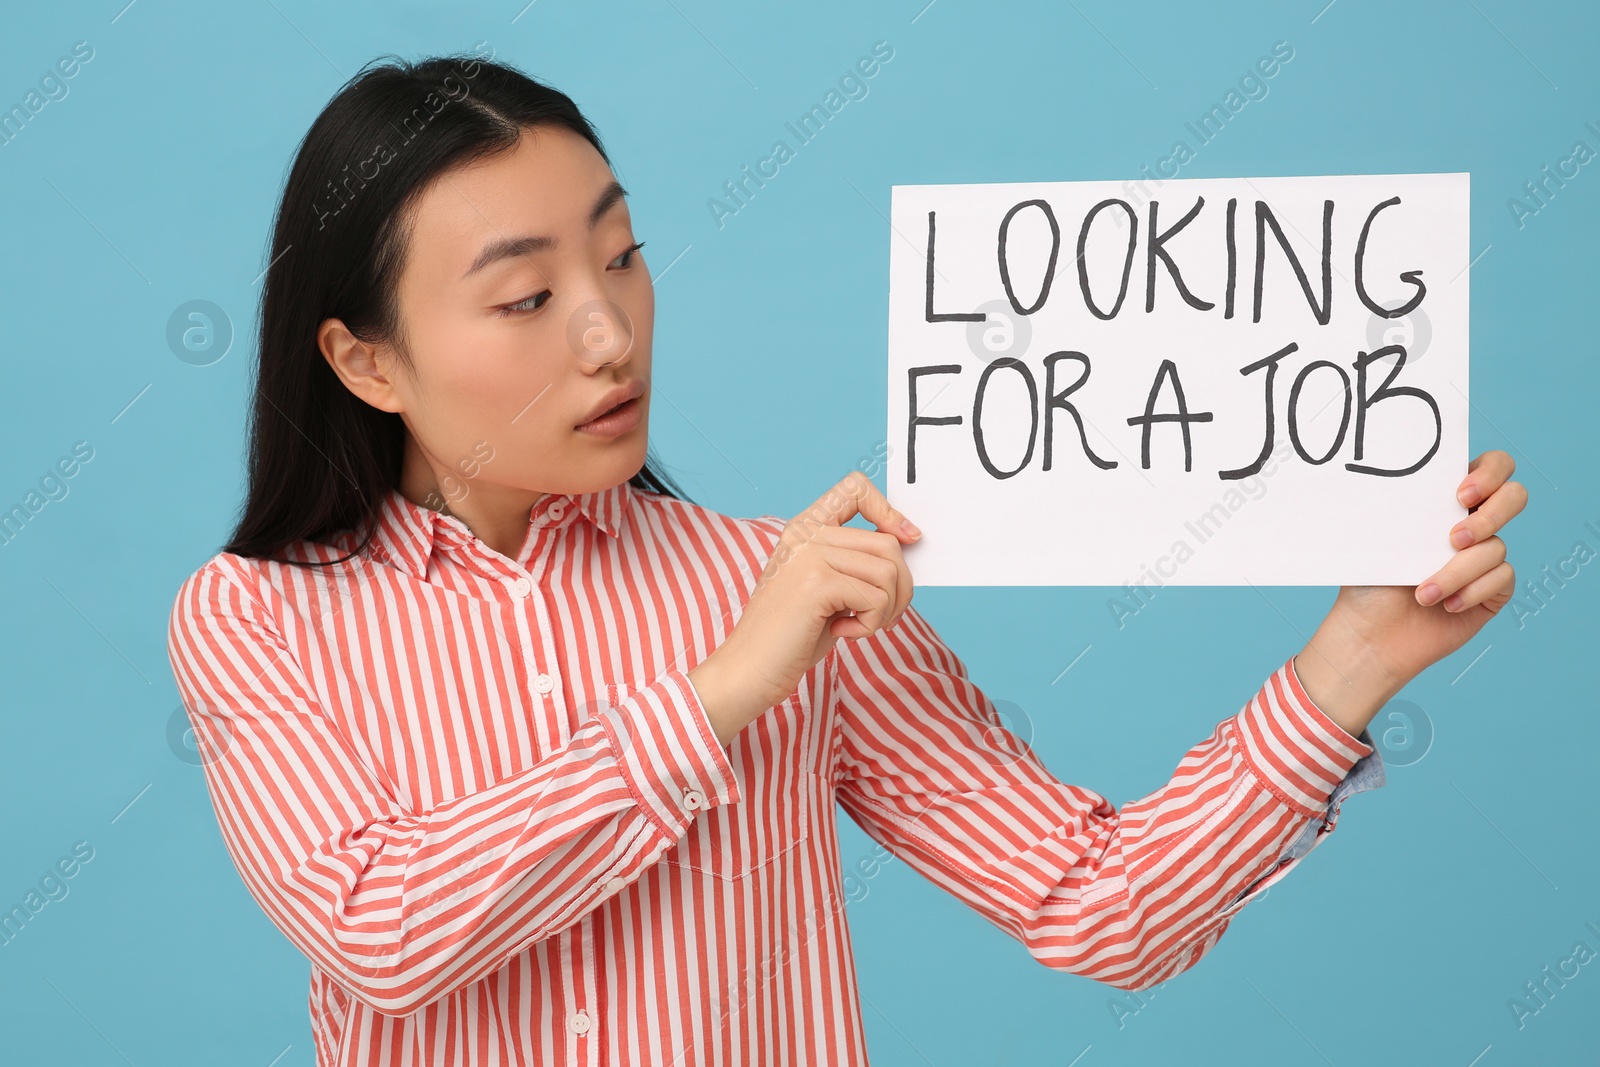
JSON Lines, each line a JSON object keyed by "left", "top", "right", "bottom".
{"left": 221, "top": 48, "right": 691, "bottom": 566}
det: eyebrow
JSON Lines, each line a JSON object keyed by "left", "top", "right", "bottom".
{"left": 460, "top": 179, "right": 630, "bottom": 280}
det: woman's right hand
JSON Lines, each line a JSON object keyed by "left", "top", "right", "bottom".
{"left": 687, "top": 471, "right": 922, "bottom": 746}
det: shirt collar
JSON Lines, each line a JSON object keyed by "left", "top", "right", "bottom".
{"left": 363, "top": 480, "right": 633, "bottom": 579}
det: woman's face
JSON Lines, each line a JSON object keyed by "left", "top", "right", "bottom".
{"left": 329, "top": 123, "right": 655, "bottom": 509}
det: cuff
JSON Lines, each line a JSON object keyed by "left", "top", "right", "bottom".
{"left": 596, "top": 668, "right": 741, "bottom": 838}
{"left": 1317, "top": 725, "right": 1387, "bottom": 832}
{"left": 1233, "top": 656, "right": 1375, "bottom": 819}
{"left": 1277, "top": 726, "right": 1387, "bottom": 862}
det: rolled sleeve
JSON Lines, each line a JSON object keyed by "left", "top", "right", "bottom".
{"left": 597, "top": 668, "right": 741, "bottom": 838}
{"left": 1278, "top": 733, "right": 1387, "bottom": 862}
{"left": 1231, "top": 655, "right": 1375, "bottom": 817}
{"left": 832, "top": 602, "right": 1398, "bottom": 991}
{"left": 1221, "top": 656, "right": 1388, "bottom": 914}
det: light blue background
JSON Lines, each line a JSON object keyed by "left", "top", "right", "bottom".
{"left": 1, "top": 1, "right": 1595, "bottom": 1064}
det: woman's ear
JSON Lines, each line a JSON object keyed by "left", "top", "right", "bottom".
{"left": 318, "top": 317, "right": 405, "bottom": 414}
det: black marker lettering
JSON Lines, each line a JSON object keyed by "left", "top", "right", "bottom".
{"left": 1345, "top": 344, "right": 1441, "bottom": 477}
{"left": 1146, "top": 196, "right": 1215, "bottom": 313}
{"left": 1218, "top": 342, "right": 1297, "bottom": 480}
{"left": 1287, "top": 360, "right": 1352, "bottom": 465}
{"left": 1354, "top": 196, "right": 1427, "bottom": 318}
{"left": 973, "top": 358, "right": 1038, "bottom": 479}
{"left": 1077, "top": 199, "right": 1138, "bottom": 320}
{"left": 997, "top": 199, "right": 1061, "bottom": 316}
{"left": 906, "top": 364, "right": 963, "bottom": 483}
{"left": 1126, "top": 359, "right": 1214, "bottom": 472}
{"left": 925, "top": 211, "right": 983, "bottom": 323}
{"left": 1042, "top": 351, "right": 1117, "bottom": 470}
{"left": 1224, "top": 197, "right": 1238, "bottom": 320}
{"left": 1253, "top": 199, "right": 1333, "bottom": 325}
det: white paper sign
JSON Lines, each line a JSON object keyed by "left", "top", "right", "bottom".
{"left": 887, "top": 172, "right": 1470, "bottom": 586}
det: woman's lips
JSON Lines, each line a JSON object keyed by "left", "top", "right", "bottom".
{"left": 575, "top": 395, "right": 644, "bottom": 436}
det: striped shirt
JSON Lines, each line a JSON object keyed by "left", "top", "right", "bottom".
{"left": 166, "top": 478, "right": 1382, "bottom": 1066}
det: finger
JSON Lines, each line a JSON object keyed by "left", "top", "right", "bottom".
{"left": 779, "top": 518, "right": 912, "bottom": 595}
{"left": 803, "top": 470, "right": 921, "bottom": 543}
{"left": 807, "top": 525, "right": 914, "bottom": 624}
{"left": 1459, "top": 450, "right": 1515, "bottom": 508}
{"left": 818, "top": 557, "right": 898, "bottom": 637}
{"left": 1416, "top": 536, "right": 1507, "bottom": 606}
{"left": 1448, "top": 479, "right": 1528, "bottom": 549}
{"left": 817, "top": 546, "right": 900, "bottom": 634}
{"left": 1442, "top": 559, "right": 1516, "bottom": 613}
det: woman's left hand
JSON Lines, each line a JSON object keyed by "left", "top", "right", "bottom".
{"left": 1329, "top": 449, "right": 1527, "bottom": 685}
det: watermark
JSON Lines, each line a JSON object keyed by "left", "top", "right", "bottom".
{"left": 965, "top": 297, "right": 1033, "bottom": 363}
{"left": 420, "top": 439, "right": 497, "bottom": 512}
{"left": 565, "top": 298, "right": 635, "bottom": 368}
{"left": 756, "top": 454, "right": 905, "bottom": 593}
{"left": 0, "top": 40, "right": 95, "bottom": 148}
{"left": 168, "top": 702, "right": 232, "bottom": 766}
{"left": 1114, "top": 41, "right": 1295, "bottom": 221}
{"left": 1506, "top": 119, "right": 1600, "bottom": 230}
{"left": 312, "top": 40, "right": 496, "bottom": 230}
{"left": 0, "top": 840, "right": 95, "bottom": 948}
{"left": 1108, "top": 980, "right": 1171, "bottom": 1030}
{"left": 166, "top": 299, "right": 233, "bottom": 366}
{"left": 855, "top": 438, "right": 892, "bottom": 481}
{"left": 0, "top": 439, "right": 95, "bottom": 548}
{"left": 743, "top": 437, "right": 898, "bottom": 585}
{"left": 978, "top": 697, "right": 1037, "bottom": 769}
{"left": 708, "top": 40, "right": 895, "bottom": 230}
{"left": 1367, "top": 698, "right": 1434, "bottom": 767}
{"left": 312, "top": 537, "right": 397, "bottom": 629}
{"left": 1107, "top": 437, "right": 1294, "bottom": 629}
{"left": 1368, "top": 303, "right": 1431, "bottom": 367}
{"left": 1507, "top": 517, "right": 1600, "bottom": 630}
{"left": 1506, "top": 918, "right": 1600, "bottom": 1030}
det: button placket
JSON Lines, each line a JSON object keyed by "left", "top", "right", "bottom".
{"left": 577, "top": 909, "right": 598, "bottom": 1060}
{"left": 556, "top": 914, "right": 599, "bottom": 1064}
{"left": 494, "top": 565, "right": 552, "bottom": 754}
{"left": 525, "top": 576, "right": 574, "bottom": 749}
{"left": 518, "top": 496, "right": 572, "bottom": 590}
{"left": 503, "top": 500, "right": 571, "bottom": 741}
{"left": 559, "top": 926, "right": 582, "bottom": 1063}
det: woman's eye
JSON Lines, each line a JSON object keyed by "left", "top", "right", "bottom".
{"left": 498, "top": 241, "right": 645, "bottom": 318}
{"left": 611, "top": 240, "right": 645, "bottom": 270}
{"left": 499, "top": 290, "right": 551, "bottom": 317}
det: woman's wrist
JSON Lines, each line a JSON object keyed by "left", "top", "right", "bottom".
{"left": 1293, "top": 609, "right": 1409, "bottom": 740}
{"left": 686, "top": 653, "right": 750, "bottom": 748}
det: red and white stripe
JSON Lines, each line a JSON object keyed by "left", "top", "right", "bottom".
{"left": 167, "top": 480, "right": 1371, "bottom": 1065}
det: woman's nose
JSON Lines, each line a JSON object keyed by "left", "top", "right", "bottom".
{"left": 567, "top": 296, "right": 635, "bottom": 369}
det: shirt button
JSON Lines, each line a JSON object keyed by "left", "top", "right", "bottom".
{"left": 509, "top": 577, "right": 532, "bottom": 598}
{"left": 533, "top": 673, "right": 556, "bottom": 695}
{"left": 681, "top": 788, "right": 705, "bottom": 811}
{"left": 604, "top": 877, "right": 624, "bottom": 894}
{"left": 548, "top": 501, "right": 566, "bottom": 521}
{"left": 569, "top": 1008, "right": 591, "bottom": 1035}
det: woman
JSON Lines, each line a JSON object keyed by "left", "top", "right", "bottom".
{"left": 167, "top": 50, "right": 1526, "bottom": 1066}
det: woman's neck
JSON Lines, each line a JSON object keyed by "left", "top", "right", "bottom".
{"left": 397, "top": 433, "right": 546, "bottom": 560}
